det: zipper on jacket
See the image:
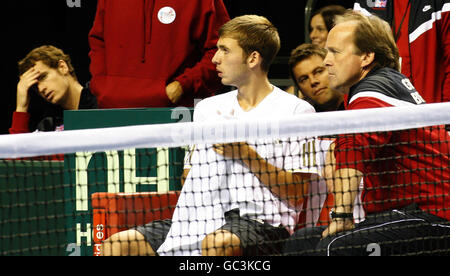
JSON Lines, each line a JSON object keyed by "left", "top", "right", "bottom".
{"left": 142, "top": 0, "right": 155, "bottom": 63}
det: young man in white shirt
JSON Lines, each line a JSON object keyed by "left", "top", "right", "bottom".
{"left": 102, "top": 15, "right": 317, "bottom": 256}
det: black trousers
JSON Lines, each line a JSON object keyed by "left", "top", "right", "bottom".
{"left": 283, "top": 204, "right": 450, "bottom": 256}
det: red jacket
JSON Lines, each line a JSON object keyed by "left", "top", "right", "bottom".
{"left": 89, "top": 0, "right": 230, "bottom": 108}
{"left": 354, "top": 0, "right": 450, "bottom": 103}
{"left": 335, "top": 68, "right": 450, "bottom": 220}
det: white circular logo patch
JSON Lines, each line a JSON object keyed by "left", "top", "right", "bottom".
{"left": 158, "top": 7, "right": 176, "bottom": 24}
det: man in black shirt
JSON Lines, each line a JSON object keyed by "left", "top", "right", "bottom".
{"left": 288, "top": 43, "right": 344, "bottom": 112}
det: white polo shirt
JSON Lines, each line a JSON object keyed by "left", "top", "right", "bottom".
{"left": 158, "top": 86, "right": 317, "bottom": 256}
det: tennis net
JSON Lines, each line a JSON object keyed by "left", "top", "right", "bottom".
{"left": 0, "top": 102, "right": 449, "bottom": 256}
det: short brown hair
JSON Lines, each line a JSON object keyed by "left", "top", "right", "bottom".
{"left": 311, "top": 5, "right": 347, "bottom": 32}
{"left": 219, "top": 15, "right": 280, "bottom": 72}
{"left": 288, "top": 43, "right": 327, "bottom": 90}
{"left": 18, "top": 45, "right": 77, "bottom": 80}
{"left": 335, "top": 11, "right": 400, "bottom": 71}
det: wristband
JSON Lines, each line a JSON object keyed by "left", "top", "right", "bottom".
{"left": 330, "top": 210, "right": 353, "bottom": 220}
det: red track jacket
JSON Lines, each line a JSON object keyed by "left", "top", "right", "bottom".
{"left": 354, "top": 0, "right": 450, "bottom": 103}
{"left": 335, "top": 68, "right": 450, "bottom": 220}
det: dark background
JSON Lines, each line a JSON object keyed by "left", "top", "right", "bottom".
{"left": 1, "top": 0, "right": 354, "bottom": 135}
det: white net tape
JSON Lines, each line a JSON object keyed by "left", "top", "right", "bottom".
{"left": 1, "top": 102, "right": 449, "bottom": 159}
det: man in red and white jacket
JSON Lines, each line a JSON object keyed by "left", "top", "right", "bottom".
{"left": 283, "top": 11, "right": 450, "bottom": 256}
{"left": 88, "top": 0, "right": 230, "bottom": 108}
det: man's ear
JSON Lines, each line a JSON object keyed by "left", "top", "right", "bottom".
{"left": 57, "top": 60, "right": 69, "bottom": 75}
{"left": 361, "top": 52, "right": 375, "bottom": 68}
{"left": 247, "top": 51, "right": 262, "bottom": 69}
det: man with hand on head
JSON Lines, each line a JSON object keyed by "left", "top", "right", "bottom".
{"left": 10, "top": 45, "right": 97, "bottom": 135}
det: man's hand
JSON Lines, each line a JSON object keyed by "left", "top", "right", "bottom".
{"left": 322, "top": 218, "right": 354, "bottom": 238}
{"left": 213, "top": 142, "right": 252, "bottom": 160}
{"left": 16, "top": 67, "right": 41, "bottom": 112}
{"left": 322, "top": 166, "right": 362, "bottom": 238}
{"left": 166, "top": 81, "right": 183, "bottom": 104}
{"left": 214, "top": 141, "right": 310, "bottom": 207}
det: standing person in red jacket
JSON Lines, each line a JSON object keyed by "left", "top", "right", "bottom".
{"left": 354, "top": 0, "right": 450, "bottom": 104}
{"left": 88, "top": 0, "right": 230, "bottom": 109}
